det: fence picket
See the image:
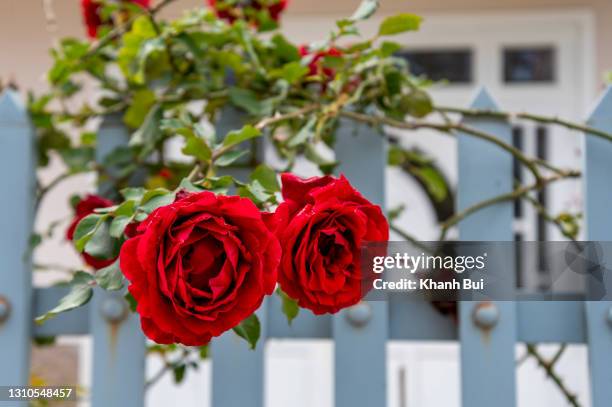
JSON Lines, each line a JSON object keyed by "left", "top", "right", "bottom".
{"left": 212, "top": 107, "right": 266, "bottom": 407}
{"left": 457, "top": 89, "right": 517, "bottom": 407}
{"left": 333, "top": 120, "right": 388, "bottom": 407}
{"left": 0, "top": 90, "right": 35, "bottom": 388}
{"left": 584, "top": 86, "right": 612, "bottom": 407}
{"left": 91, "top": 113, "right": 146, "bottom": 407}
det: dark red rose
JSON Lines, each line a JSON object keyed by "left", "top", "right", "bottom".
{"left": 66, "top": 194, "right": 116, "bottom": 269}
{"left": 81, "top": 0, "right": 150, "bottom": 39}
{"left": 271, "top": 174, "right": 389, "bottom": 314}
{"left": 299, "top": 45, "right": 342, "bottom": 80}
{"left": 207, "top": 0, "right": 288, "bottom": 24}
{"left": 119, "top": 191, "right": 281, "bottom": 345}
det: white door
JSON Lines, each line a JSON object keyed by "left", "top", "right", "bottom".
{"left": 263, "top": 10, "right": 594, "bottom": 407}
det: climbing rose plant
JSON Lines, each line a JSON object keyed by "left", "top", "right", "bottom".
{"left": 30, "top": 0, "right": 601, "bottom": 394}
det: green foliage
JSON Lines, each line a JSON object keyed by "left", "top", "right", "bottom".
{"left": 232, "top": 314, "right": 261, "bottom": 349}
{"left": 35, "top": 272, "right": 94, "bottom": 324}
{"left": 378, "top": 14, "right": 422, "bottom": 36}
{"left": 277, "top": 288, "right": 299, "bottom": 325}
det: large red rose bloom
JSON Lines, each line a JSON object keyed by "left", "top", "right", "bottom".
{"left": 271, "top": 174, "right": 389, "bottom": 314}
{"left": 81, "top": 0, "right": 151, "bottom": 38}
{"left": 66, "top": 194, "right": 116, "bottom": 269}
{"left": 119, "top": 191, "right": 281, "bottom": 345}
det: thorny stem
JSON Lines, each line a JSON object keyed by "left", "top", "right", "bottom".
{"left": 435, "top": 106, "right": 612, "bottom": 144}
{"left": 526, "top": 344, "right": 581, "bottom": 407}
{"left": 437, "top": 171, "right": 580, "bottom": 241}
{"left": 339, "top": 110, "right": 544, "bottom": 184}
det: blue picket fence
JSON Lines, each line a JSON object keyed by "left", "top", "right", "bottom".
{"left": 0, "top": 86, "right": 611, "bottom": 407}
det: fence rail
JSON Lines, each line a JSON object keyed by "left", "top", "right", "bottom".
{"left": 0, "top": 86, "right": 611, "bottom": 407}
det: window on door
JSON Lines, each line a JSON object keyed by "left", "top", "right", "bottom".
{"left": 397, "top": 49, "right": 473, "bottom": 84}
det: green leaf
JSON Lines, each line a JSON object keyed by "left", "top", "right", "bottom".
{"left": 173, "top": 364, "right": 187, "bottom": 384}
{"left": 125, "top": 292, "right": 138, "bottom": 312}
{"left": 280, "top": 62, "right": 309, "bottom": 84}
{"left": 35, "top": 271, "right": 94, "bottom": 324}
{"left": 124, "top": 89, "right": 156, "bottom": 129}
{"left": 229, "top": 87, "right": 264, "bottom": 115}
{"left": 182, "top": 135, "right": 212, "bottom": 163}
{"left": 350, "top": 0, "right": 379, "bottom": 21}
{"left": 95, "top": 260, "right": 125, "bottom": 291}
{"left": 130, "top": 104, "right": 163, "bottom": 157}
{"left": 84, "top": 219, "right": 119, "bottom": 260}
{"left": 215, "top": 150, "right": 249, "bottom": 167}
{"left": 271, "top": 34, "right": 300, "bottom": 62}
{"left": 199, "top": 345, "right": 209, "bottom": 359}
{"left": 277, "top": 288, "right": 299, "bottom": 325}
{"left": 109, "top": 215, "right": 133, "bottom": 238}
{"left": 388, "top": 204, "right": 405, "bottom": 221}
{"left": 413, "top": 166, "right": 448, "bottom": 203}
{"left": 380, "top": 41, "right": 401, "bottom": 57}
{"left": 73, "top": 214, "right": 104, "bottom": 252}
{"left": 232, "top": 314, "right": 261, "bottom": 350}
{"left": 59, "top": 147, "right": 95, "bottom": 173}
{"left": 387, "top": 145, "right": 406, "bottom": 166}
{"left": 287, "top": 118, "right": 315, "bottom": 147}
{"left": 250, "top": 164, "right": 280, "bottom": 192}
{"left": 378, "top": 13, "right": 422, "bottom": 36}
{"left": 222, "top": 125, "right": 261, "bottom": 149}
{"left": 238, "top": 180, "right": 272, "bottom": 204}
{"left": 400, "top": 90, "right": 433, "bottom": 118}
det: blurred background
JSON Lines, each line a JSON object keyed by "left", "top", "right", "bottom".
{"left": 2, "top": 0, "right": 610, "bottom": 405}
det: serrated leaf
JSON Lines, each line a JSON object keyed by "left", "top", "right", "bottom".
{"left": 250, "top": 164, "right": 280, "bottom": 192}
{"left": 280, "top": 61, "right": 309, "bottom": 84}
{"left": 95, "top": 260, "right": 125, "bottom": 291}
{"left": 73, "top": 214, "right": 104, "bottom": 252}
{"left": 287, "top": 118, "right": 315, "bottom": 147}
{"left": 378, "top": 14, "right": 422, "bottom": 36}
{"left": 182, "top": 135, "right": 212, "bottom": 163}
{"left": 222, "top": 125, "right": 261, "bottom": 148}
{"left": 232, "top": 314, "right": 261, "bottom": 350}
{"left": 35, "top": 271, "right": 94, "bottom": 324}
{"left": 229, "top": 88, "right": 263, "bottom": 115}
{"left": 84, "top": 219, "right": 119, "bottom": 260}
{"left": 215, "top": 150, "right": 249, "bottom": 167}
{"left": 109, "top": 215, "right": 132, "bottom": 238}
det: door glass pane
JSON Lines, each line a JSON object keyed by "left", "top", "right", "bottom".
{"left": 397, "top": 49, "right": 472, "bottom": 84}
{"left": 503, "top": 47, "right": 555, "bottom": 83}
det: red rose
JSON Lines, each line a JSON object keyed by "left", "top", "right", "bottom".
{"left": 66, "top": 194, "right": 116, "bottom": 269}
{"left": 299, "top": 45, "right": 342, "bottom": 80}
{"left": 271, "top": 174, "right": 389, "bottom": 314}
{"left": 119, "top": 191, "right": 281, "bottom": 345}
{"left": 207, "top": 0, "right": 288, "bottom": 24}
{"left": 81, "top": 0, "right": 150, "bottom": 39}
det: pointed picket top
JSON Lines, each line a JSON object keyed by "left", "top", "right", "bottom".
{"left": 0, "top": 89, "right": 28, "bottom": 124}
{"left": 469, "top": 86, "right": 500, "bottom": 111}
{"left": 586, "top": 85, "right": 612, "bottom": 130}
